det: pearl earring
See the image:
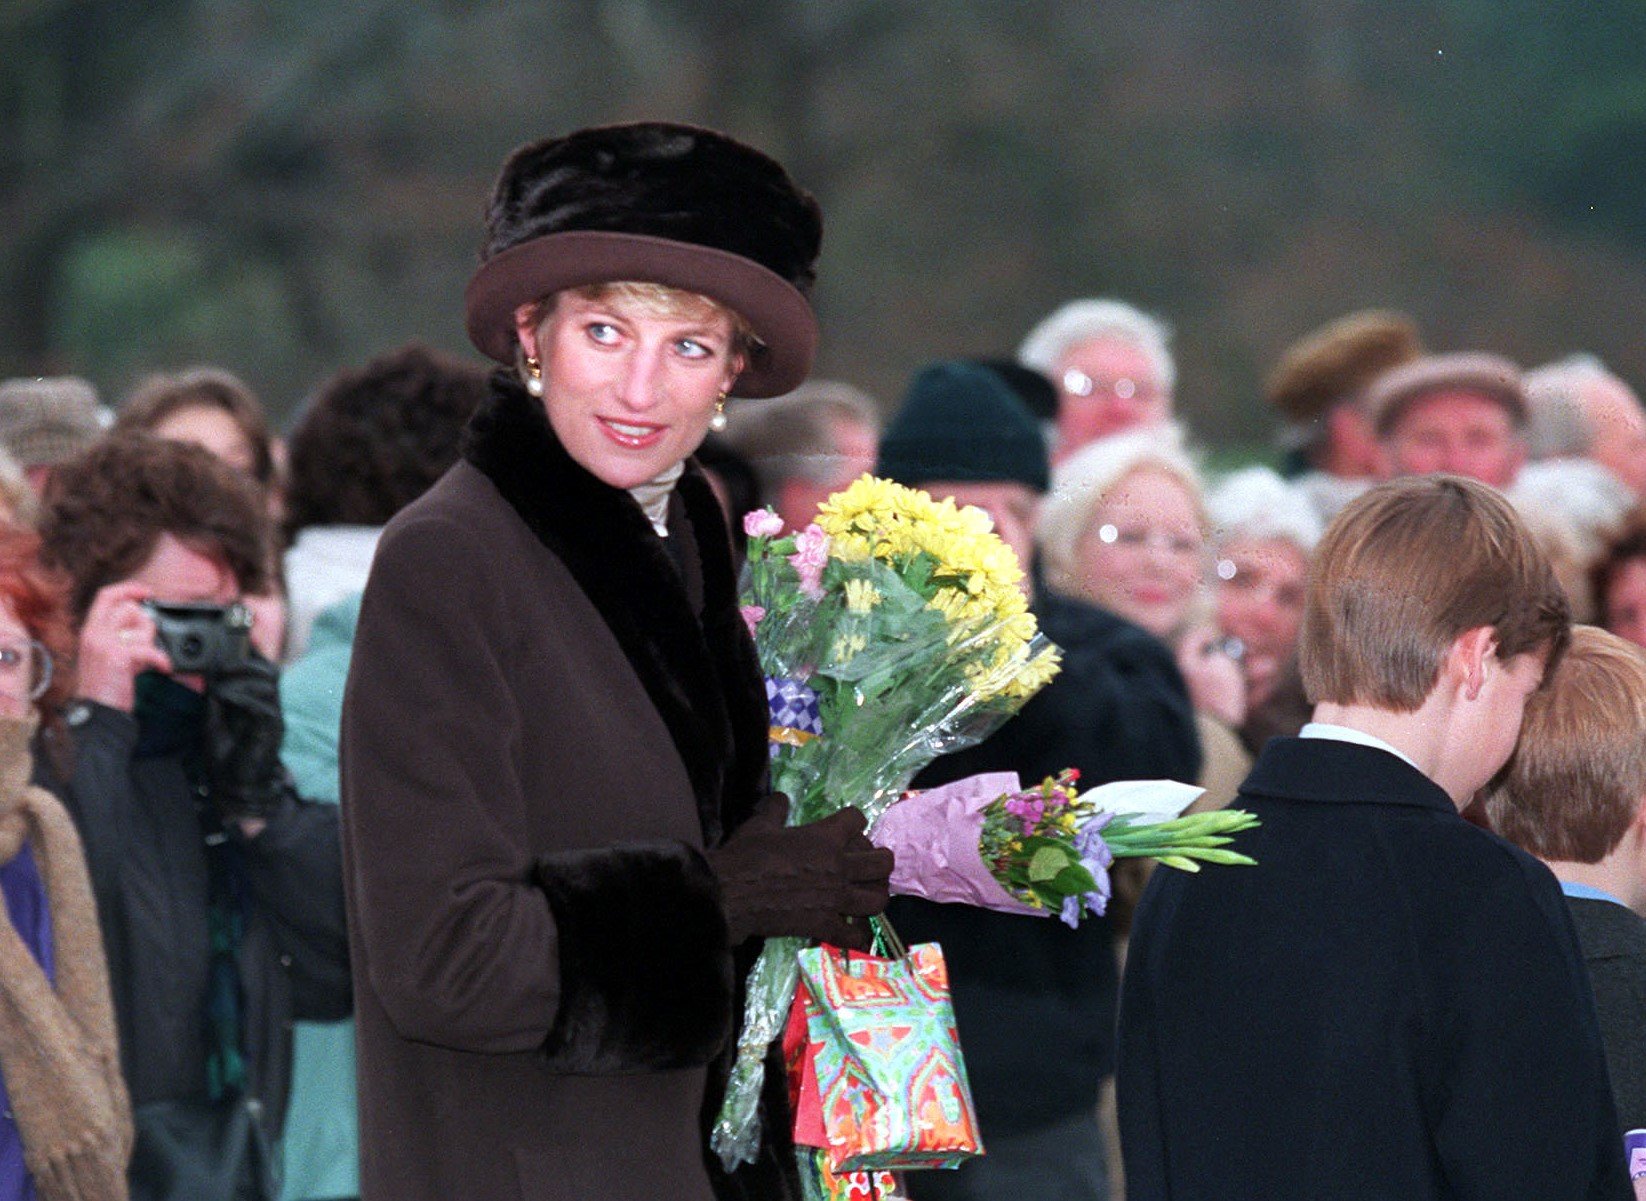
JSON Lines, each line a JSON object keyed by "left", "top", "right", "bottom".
{"left": 523, "top": 355, "right": 544, "bottom": 398}
{"left": 709, "top": 392, "right": 728, "bottom": 432}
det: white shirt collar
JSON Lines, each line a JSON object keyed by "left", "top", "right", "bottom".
{"left": 1298, "top": 721, "right": 1421, "bottom": 772}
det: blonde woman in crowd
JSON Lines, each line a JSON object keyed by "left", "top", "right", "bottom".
{"left": 1037, "top": 429, "right": 1248, "bottom": 807}
{"left": 1206, "top": 466, "right": 1321, "bottom": 752}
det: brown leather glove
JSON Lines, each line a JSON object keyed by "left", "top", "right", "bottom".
{"left": 707, "top": 793, "right": 893, "bottom": 951}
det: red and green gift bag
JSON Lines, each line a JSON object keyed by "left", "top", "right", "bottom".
{"left": 785, "top": 936, "right": 983, "bottom": 1189}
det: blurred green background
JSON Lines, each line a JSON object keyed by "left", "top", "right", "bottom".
{"left": 6, "top": 0, "right": 1646, "bottom": 452}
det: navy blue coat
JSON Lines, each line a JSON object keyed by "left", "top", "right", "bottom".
{"left": 1117, "top": 736, "right": 1629, "bottom": 1200}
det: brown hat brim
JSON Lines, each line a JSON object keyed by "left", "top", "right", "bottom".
{"left": 464, "top": 230, "right": 817, "bottom": 398}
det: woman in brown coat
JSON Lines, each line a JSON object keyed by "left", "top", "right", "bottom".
{"left": 339, "top": 124, "right": 892, "bottom": 1201}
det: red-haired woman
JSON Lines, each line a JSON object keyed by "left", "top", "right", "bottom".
{"left": 0, "top": 524, "right": 130, "bottom": 1200}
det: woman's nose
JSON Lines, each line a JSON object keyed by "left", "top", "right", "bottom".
{"left": 615, "top": 344, "right": 666, "bottom": 409}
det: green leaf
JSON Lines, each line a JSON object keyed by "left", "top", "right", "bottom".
{"left": 1052, "top": 864, "right": 1098, "bottom": 894}
{"left": 1028, "top": 846, "right": 1070, "bottom": 882}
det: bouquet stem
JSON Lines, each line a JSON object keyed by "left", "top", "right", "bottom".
{"left": 711, "top": 934, "right": 804, "bottom": 1170}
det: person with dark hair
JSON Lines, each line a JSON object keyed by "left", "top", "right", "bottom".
{"left": 1117, "top": 475, "right": 1626, "bottom": 1200}
{"left": 273, "top": 342, "right": 487, "bottom": 1201}
{"left": 281, "top": 343, "right": 489, "bottom": 661}
{"left": 1596, "top": 506, "right": 1646, "bottom": 651}
{"left": 879, "top": 361, "right": 1200, "bottom": 1201}
{"left": 38, "top": 434, "right": 349, "bottom": 1201}
{"left": 0, "top": 524, "right": 131, "bottom": 1201}
{"left": 341, "top": 123, "right": 891, "bottom": 1201}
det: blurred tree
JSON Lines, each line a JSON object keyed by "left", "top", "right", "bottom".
{"left": 3, "top": 0, "right": 1646, "bottom": 452}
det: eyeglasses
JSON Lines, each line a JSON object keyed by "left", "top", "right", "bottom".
{"left": 1094, "top": 523, "right": 1204, "bottom": 560}
{"left": 0, "top": 639, "right": 51, "bottom": 703}
{"left": 1062, "top": 368, "right": 1162, "bottom": 404}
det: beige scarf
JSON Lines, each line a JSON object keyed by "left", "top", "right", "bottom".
{"left": 0, "top": 713, "right": 131, "bottom": 1201}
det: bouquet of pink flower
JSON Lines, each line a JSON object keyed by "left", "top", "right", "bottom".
{"left": 712, "top": 477, "right": 1063, "bottom": 1170}
{"left": 873, "top": 769, "right": 1259, "bottom": 927}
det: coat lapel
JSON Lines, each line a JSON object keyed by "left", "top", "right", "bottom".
{"left": 461, "top": 371, "right": 766, "bottom": 845}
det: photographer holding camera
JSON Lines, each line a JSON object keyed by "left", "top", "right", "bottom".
{"left": 37, "top": 434, "right": 350, "bottom": 1201}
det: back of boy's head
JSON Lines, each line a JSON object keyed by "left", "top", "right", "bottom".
{"left": 1300, "top": 474, "right": 1570, "bottom": 712}
{"left": 1485, "top": 626, "right": 1646, "bottom": 863}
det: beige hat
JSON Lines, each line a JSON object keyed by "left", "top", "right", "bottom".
{"left": 0, "top": 377, "right": 107, "bottom": 468}
{"left": 1265, "top": 310, "right": 1424, "bottom": 423}
{"left": 1364, "top": 352, "right": 1527, "bottom": 436}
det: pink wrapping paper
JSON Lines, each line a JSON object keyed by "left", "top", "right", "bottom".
{"left": 870, "top": 772, "right": 1047, "bottom": 917}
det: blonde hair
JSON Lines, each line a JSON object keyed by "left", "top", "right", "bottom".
{"left": 1485, "top": 626, "right": 1646, "bottom": 863}
{"left": 1036, "top": 427, "right": 1204, "bottom": 599}
{"left": 1299, "top": 475, "right": 1570, "bottom": 711}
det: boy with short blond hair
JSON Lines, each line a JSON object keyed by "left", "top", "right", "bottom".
{"left": 1117, "top": 475, "right": 1628, "bottom": 1200}
{"left": 1487, "top": 625, "right": 1646, "bottom": 1137}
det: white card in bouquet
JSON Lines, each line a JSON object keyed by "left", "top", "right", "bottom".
{"left": 1077, "top": 779, "right": 1205, "bottom": 825}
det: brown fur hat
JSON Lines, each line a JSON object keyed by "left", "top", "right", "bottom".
{"left": 464, "top": 123, "right": 822, "bottom": 398}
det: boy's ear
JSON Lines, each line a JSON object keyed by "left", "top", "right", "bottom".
{"left": 1447, "top": 626, "right": 1498, "bottom": 701}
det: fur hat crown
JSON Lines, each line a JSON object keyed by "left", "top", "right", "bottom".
{"left": 482, "top": 123, "right": 822, "bottom": 293}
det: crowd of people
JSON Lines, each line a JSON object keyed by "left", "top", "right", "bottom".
{"left": 1, "top": 118, "right": 1644, "bottom": 1201}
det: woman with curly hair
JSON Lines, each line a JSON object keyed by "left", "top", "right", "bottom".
{"left": 39, "top": 435, "right": 348, "bottom": 1201}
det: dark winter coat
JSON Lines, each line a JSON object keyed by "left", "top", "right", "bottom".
{"left": 1117, "top": 736, "right": 1629, "bottom": 1200}
{"left": 888, "top": 593, "right": 1200, "bottom": 1137}
{"left": 1566, "top": 895, "right": 1646, "bottom": 1136}
{"left": 42, "top": 701, "right": 350, "bottom": 1139}
{"left": 339, "top": 373, "right": 790, "bottom": 1201}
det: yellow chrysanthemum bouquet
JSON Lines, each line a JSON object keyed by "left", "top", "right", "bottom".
{"left": 712, "top": 475, "right": 1062, "bottom": 1168}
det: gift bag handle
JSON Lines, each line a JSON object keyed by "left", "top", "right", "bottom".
{"left": 868, "top": 915, "right": 908, "bottom": 962}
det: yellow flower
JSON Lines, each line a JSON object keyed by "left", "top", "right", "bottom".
{"left": 844, "top": 579, "right": 882, "bottom": 612}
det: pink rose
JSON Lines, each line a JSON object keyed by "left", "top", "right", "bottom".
{"left": 787, "top": 524, "right": 830, "bottom": 598}
{"left": 743, "top": 509, "right": 785, "bottom": 539}
{"left": 740, "top": 605, "right": 766, "bottom": 637}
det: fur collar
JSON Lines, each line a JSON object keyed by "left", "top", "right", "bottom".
{"left": 461, "top": 371, "right": 767, "bottom": 845}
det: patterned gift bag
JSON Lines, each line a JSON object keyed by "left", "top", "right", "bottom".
{"left": 789, "top": 933, "right": 983, "bottom": 1177}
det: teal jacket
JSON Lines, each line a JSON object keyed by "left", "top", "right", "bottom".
{"left": 279, "top": 594, "right": 361, "bottom": 1201}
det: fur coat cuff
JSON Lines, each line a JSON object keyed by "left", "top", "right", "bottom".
{"left": 533, "top": 841, "right": 733, "bottom": 1073}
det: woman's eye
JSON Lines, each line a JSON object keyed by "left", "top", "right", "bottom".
{"left": 586, "top": 322, "right": 619, "bottom": 344}
{"left": 675, "top": 337, "right": 712, "bottom": 359}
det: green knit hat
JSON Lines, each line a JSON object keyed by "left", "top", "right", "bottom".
{"left": 876, "top": 360, "right": 1050, "bottom": 492}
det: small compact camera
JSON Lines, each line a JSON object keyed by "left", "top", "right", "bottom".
{"left": 141, "top": 600, "right": 254, "bottom": 675}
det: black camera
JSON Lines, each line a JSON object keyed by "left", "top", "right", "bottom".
{"left": 141, "top": 600, "right": 254, "bottom": 675}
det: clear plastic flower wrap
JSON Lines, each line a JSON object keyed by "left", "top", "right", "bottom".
{"left": 711, "top": 478, "right": 1062, "bottom": 1170}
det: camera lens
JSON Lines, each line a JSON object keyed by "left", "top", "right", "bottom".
{"left": 179, "top": 634, "right": 205, "bottom": 662}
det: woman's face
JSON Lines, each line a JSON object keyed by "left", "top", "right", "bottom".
{"left": 1604, "top": 557, "right": 1646, "bottom": 650}
{"left": 1213, "top": 535, "right": 1310, "bottom": 708}
{"left": 151, "top": 404, "right": 257, "bottom": 477}
{"left": 0, "top": 598, "right": 35, "bottom": 719}
{"left": 1074, "top": 465, "right": 1205, "bottom": 637}
{"left": 516, "top": 290, "right": 743, "bottom": 491}
{"left": 1053, "top": 336, "right": 1169, "bottom": 456}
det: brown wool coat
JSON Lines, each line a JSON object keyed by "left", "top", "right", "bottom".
{"left": 340, "top": 375, "right": 793, "bottom": 1201}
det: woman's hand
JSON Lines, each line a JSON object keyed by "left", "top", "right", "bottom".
{"left": 76, "top": 582, "right": 171, "bottom": 712}
{"left": 1176, "top": 623, "right": 1248, "bottom": 729}
{"left": 243, "top": 590, "right": 287, "bottom": 663}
